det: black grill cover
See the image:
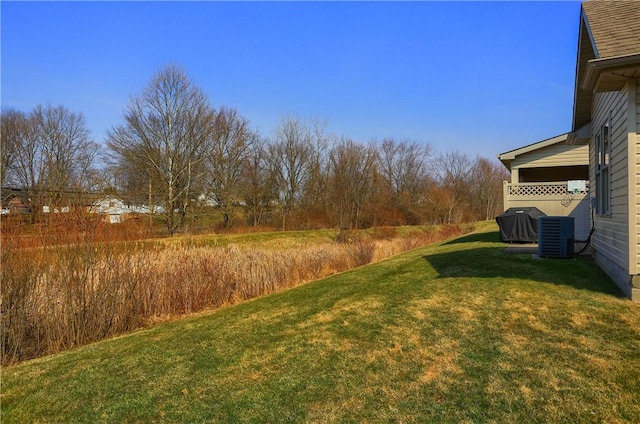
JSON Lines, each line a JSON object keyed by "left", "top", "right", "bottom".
{"left": 496, "top": 207, "right": 547, "bottom": 243}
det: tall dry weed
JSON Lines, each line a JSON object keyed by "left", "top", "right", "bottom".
{"left": 1, "top": 223, "right": 469, "bottom": 365}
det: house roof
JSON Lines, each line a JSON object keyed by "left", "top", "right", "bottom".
{"left": 582, "top": 1, "right": 640, "bottom": 58}
{"left": 497, "top": 133, "right": 570, "bottom": 171}
{"left": 573, "top": 1, "right": 640, "bottom": 131}
{"left": 1, "top": 187, "right": 31, "bottom": 205}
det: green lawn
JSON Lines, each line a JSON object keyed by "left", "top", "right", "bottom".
{"left": 3, "top": 223, "right": 640, "bottom": 423}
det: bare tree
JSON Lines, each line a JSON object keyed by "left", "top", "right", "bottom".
{"left": 1, "top": 108, "right": 26, "bottom": 189}
{"left": 7, "top": 105, "right": 97, "bottom": 220}
{"left": 269, "top": 116, "right": 313, "bottom": 230}
{"left": 377, "top": 138, "right": 433, "bottom": 225}
{"left": 107, "top": 64, "right": 214, "bottom": 235}
{"left": 300, "top": 118, "right": 331, "bottom": 227}
{"left": 470, "top": 157, "right": 509, "bottom": 220}
{"left": 433, "top": 150, "right": 474, "bottom": 223}
{"left": 204, "top": 107, "right": 254, "bottom": 228}
{"left": 8, "top": 111, "right": 41, "bottom": 218}
{"left": 33, "top": 105, "right": 91, "bottom": 195}
{"left": 240, "top": 134, "right": 277, "bottom": 227}
{"left": 329, "top": 139, "right": 377, "bottom": 229}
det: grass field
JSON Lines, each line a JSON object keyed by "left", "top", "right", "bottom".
{"left": 2, "top": 222, "right": 640, "bottom": 423}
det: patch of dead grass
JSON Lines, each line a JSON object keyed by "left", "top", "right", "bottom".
{"left": 406, "top": 295, "right": 450, "bottom": 319}
{"left": 418, "top": 343, "right": 462, "bottom": 385}
{"left": 305, "top": 298, "right": 384, "bottom": 327}
{"left": 569, "top": 311, "right": 598, "bottom": 328}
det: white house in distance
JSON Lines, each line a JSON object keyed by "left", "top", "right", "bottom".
{"left": 90, "top": 195, "right": 158, "bottom": 224}
{"left": 568, "top": 1, "right": 640, "bottom": 300}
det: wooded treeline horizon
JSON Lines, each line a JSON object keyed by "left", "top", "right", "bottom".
{"left": 1, "top": 64, "right": 509, "bottom": 234}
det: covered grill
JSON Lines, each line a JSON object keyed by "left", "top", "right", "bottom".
{"left": 496, "top": 207, "right": 547, "bottom": 243}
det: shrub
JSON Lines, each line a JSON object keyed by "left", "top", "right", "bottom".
{"left": 347, "top": 240, "right": 376, "bottom": 267}
{"left": 372, "top": 226, "right": 398, "bottom": 240}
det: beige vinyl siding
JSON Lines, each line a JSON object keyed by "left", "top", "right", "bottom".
{"left": 591, "top": 88, "right": 629, "bottom": 274}
{"left": 511, "top": 143, "right": 588, "bottom": 169}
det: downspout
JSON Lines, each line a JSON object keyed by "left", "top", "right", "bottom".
{"left": 626, "top": 80, "right": 638, "bottom": 277}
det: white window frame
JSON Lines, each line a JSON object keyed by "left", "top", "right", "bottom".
{"left": 595, "top": 119, "right": 611, "bottom": 216}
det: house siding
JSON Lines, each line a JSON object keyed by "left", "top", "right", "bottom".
{"left": 591, "top": 88, "right": 631, "bottom": 296}
{"left": 572, "top": 3, "right": 640, "bottom": 301}
{"left": 511, "top": 143, "right": 588, "bottom": 170}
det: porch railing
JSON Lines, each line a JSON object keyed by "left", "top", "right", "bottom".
{"left": 505, "top": 181, "right": 589, "bottom": 197}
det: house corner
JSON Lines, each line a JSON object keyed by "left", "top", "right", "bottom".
{"left": 631, "top": 276, "right": 640, "bottom": 303}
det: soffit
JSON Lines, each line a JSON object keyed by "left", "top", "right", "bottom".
{"left": 591, "top": 61, "right": 640, "bottom": 92}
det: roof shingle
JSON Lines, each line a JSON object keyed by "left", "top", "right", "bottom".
{"left": 582, "top": 1, "right": 640, "bottom": 58}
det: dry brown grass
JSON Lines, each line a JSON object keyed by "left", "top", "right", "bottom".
{"left": 0, "top": 222, "right": 468, "bottom": 365}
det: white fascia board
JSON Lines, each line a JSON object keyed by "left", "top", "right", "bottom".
{"left": 497, "top": 133, "right": 570, "bottom": 162}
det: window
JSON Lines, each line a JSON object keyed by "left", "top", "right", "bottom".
{"left": 595, "top": 120, "right": 610, "bottom": 215}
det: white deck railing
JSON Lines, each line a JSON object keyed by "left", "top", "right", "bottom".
{"left": 505, "top": 181, "right": 589, "bottom": 197}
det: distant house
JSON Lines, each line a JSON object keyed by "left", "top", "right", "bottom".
{"left": 498, "top": 133, "right": 591, "bottom": 240}
{"left": 42, "top": 205, "right": 70, "bottom": 214}
{"left": 0, "top": 188, "right": 32, "bottom": 215}
{"left": 569, "top": 1, "right": 640, "bottom": 300}
{"left": 90, "top": 196, "right": 154, "bottom": 224}
{"left": 5, "top": 197, "right": 30, "bottom": 215}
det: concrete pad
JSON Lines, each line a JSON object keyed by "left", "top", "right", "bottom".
{"left": 503, "top": 244, "right": 538, "bottom": 254}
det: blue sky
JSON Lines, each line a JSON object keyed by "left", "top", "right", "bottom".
{"left": 2, "top": 1, "right": 582, "bottom": 160}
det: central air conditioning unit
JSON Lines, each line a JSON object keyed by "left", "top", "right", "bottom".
{"left": 538, "top": 216, "right": 575, "bottom": 258}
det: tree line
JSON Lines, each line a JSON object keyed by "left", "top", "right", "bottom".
{"left": 1, "top": 64, "right": 509, "bottom": 234}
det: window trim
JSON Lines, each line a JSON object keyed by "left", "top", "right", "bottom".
{"left": 595, "top": 118, "right": 611, "bottom": 216}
